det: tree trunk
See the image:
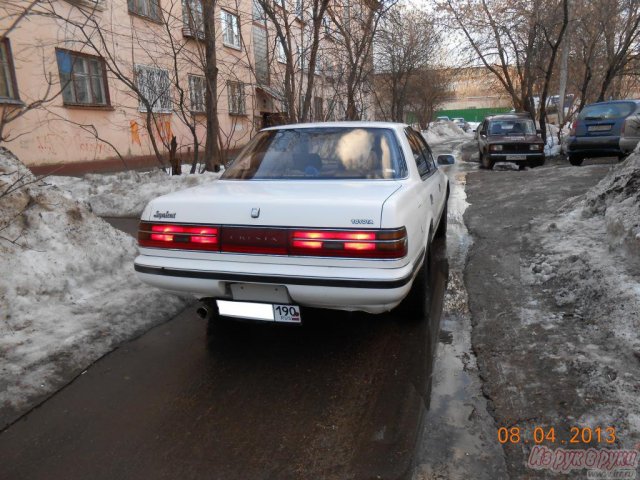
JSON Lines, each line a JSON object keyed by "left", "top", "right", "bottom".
{"left": 203, "top": 0, "right": 222, "bottom": 172}
{"left": 557, "top": 2, "right": 571, "bottom": 125}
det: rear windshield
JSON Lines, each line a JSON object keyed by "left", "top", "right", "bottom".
{"left": 579, "top": 102, "right": 636, "bottom": 120}
{"left": 221, "top": 127, "right": 404, "bottom": 180}
{"left": 488, "top": 119, "right": 536, "bottom": 136}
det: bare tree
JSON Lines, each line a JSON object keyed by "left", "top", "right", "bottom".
{"left": 374, "top": 6, "right": 440, "bottom": 123}
{"left": 328, "top": 0, "right": 391, "bottom": 120}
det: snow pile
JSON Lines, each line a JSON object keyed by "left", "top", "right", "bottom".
{"left": 0, "top": 148, "right": 190, "bottom": 426}
{"left": 423, "top": 121, "right": 471, "bottom": 145}
{"left": 521, "top": 154, "right": 640, "bottom": 445}
{"left": 48, "top": 169, "right": 221, "bottom": 217}
{"left": 544, "top": 123, "right": 563, "bottom": 157}
{"left": 583, "top": 154, "right": 640, "bottom": 259}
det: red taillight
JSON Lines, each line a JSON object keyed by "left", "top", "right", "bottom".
{"left": 139, "top": 223, "right": 408, "bottom": 259}
{"left": 139, "top": 222, "right": 219, "bottom": 251}
{"left": 570, "top": 120, "right": 578, "bottom": 136}
{"left": 290, "top": 228, "right": 407, "bottom": 258}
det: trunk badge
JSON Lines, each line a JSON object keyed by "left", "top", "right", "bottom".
{"left": 251, "top": 208, "right": 260, "bottom": 218}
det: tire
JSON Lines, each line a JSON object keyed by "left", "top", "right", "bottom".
{"left": 400, "top": 247, "right": 432, "bottom": 321}
{"left": 480, "top": 153, "right": 495, "bottom": 170}
{"left": 530, "top": 158, "right": 545, "bottom": 169}
{"left": 435, "top": 200, "right": 448, "bottom": 239}
{"left": 569, "top": 155, "right": 583, "bottom": 166}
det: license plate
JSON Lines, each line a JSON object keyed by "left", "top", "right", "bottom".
{"left": 588, "top": 125, "right": 611, "bottom": 132}
{"left": 216, "top": 300, "right": 301, "bottom": 324}
{"left": 506, "top": 155, "right": 526, "bottom": 161}
{"left": 273, "top": 304, "right": 301, "bottom": 323}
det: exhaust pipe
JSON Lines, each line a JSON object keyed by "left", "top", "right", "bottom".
{"left": 197, "top": 298, "right": 218, "bottom": 321}
{"left": 196, "top": 306, "right": 209, "bottom": 320}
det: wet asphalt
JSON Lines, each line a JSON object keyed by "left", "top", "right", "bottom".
{"left": 0, "top": 137, "right": 520, "bottom": 479}
{"left": 0, "top": 180, "right": 455, "bottom": 478}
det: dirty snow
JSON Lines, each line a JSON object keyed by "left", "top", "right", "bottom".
{"left": 423, "top": 121, "right": 472, "bottom": 145}
{"left": 522, "top": 154, "right": 640, "bottom": 445}
{"left": 544, "top": 123, "right": 564, "bottom": 157}
{"left": 48, "top": 169, "right": 221, "bottom": 217}
{"left": 0, "top": 148, "right": 190, "bottom": 426}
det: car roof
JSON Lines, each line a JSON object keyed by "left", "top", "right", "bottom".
{"left": 486, "top": 113, "right": 533, "bottom": 121}
{"left": 583, "top": 99, "right": 640, "bottom": 107}
{"left": 262, "top": 121, "right": 408, "bottom": 131}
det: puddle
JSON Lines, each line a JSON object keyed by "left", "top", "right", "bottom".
{"left": 412, "top": 143, "right": 507, "bottom": 479}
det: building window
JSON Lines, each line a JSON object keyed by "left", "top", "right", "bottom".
{"left": 135, "top": 65, "right": 171, "bottom": 113}
{"left": 182, "top": 0, "right": 204, "bottom": 37}
{"left": 313, "top": 96, "right": 323, "bottom": 121}
{"left": 221, "top": 11, "right": 241, "bottom": 49}
{"left": 277, "top": 38, "right": 286, "bottom": 63}
{"left": 128, "top": 0, "right": 161, "bottom": 21}
{"left": 0, "top": 39, "right": 19, "bottom": 101}
{"left": 252, "top": 0, "right": 265, "bottom": 21}
{"left": 322, "top": 15, "right": 332, "bottom": 35}
{"left": 227, "top": 81, "right": 245, "bottom": 115}
{"left": 56, "top": 49, "right": 109, "bottom": 106}
{"left": 189, "top": 74, "right": 205, "bottom": 113}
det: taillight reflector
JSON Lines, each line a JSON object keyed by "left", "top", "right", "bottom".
{"left": 138, "top": 223, "right": 407, "bottom": 259}
{"left": 290, "top": 228, "right": 407, "bottom": 258}
{"left": 139, "top": 222, "right": 219, "bottom": 251}
{"left": 570, "top": 120, "right": 578, "bottom": 136}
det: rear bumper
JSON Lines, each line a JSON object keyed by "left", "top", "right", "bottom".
{"left": 134, "top": 252, "right": 423, "bottom": 314}
{"left": 567, "top": 135, "right": 625, "bottom": 157}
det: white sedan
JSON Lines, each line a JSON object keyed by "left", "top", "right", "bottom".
{"left": 135, "top": 122, "right": 449, "bottom": 323}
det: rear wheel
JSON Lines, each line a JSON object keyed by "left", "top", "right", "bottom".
{"left": 480, "top": 153, "right": 495, "bottom": 170}
{"left": 569, "top": 155, "right": 583, "bottom": 166}
{"left": 402, "top": 249, "right": 432, "bottom": 320}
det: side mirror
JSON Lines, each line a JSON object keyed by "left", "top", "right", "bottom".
{"left": 437, "top": 154, "right": 455, "bottom": 165}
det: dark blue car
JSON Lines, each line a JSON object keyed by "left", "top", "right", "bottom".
{"left": 567, "top": 100, "right": 640, "bottom": 166}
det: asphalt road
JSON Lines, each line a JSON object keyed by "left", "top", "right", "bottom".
{"left": 463, "top": 155, "right": 620, "bottom": 478}
{"left": 0, "top": 218, "right": 449, "bottom": 478}
{"left": 3, "top": 138, "right": 608, "bottom": 479}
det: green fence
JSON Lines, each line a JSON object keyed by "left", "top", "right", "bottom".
{"left": 435, "top": 107, "right": 512, "bottom": 122}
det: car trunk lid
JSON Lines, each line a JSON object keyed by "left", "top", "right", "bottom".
{"left": 142, "top": 179, "right": 402, "bottom": 229}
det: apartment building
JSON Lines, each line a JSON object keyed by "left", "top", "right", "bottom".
{"left": 0, "top": 0, "right": 371, "bottom": 171}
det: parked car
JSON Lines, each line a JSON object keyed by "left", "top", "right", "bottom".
{"left": 135, "top": 122, "right": 449, "bottom": 323}
{"left": 452, "top": 118, "right": 469, "bottom": 131}
{"left": 476, "top": 113, "right": 545, "bottom": 170}
{"left": 436, "top": 116, "right": 450, "bottom": 122}
{"left": 566, "top": 100, "right": 640, "bottom": 166}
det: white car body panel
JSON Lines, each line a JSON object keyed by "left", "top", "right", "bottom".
{"left": 134, "top": 122, "right": 449, "bottom": 315}
{"left": 141, "top": 180, "right": 402, "bottom": 229}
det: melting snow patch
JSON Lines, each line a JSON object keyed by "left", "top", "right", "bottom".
{"left": 48, "top": 168, "right": 222, "bottom": 217}
{"left": 0, "top": 148, "right": 190, "bottom": 425}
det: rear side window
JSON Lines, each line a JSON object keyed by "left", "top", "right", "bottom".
{"left": 405, "top": 129, "right": 431, "bottom": 177}
{"left": 579, "top": 102, "right": 636, "bottom": 120}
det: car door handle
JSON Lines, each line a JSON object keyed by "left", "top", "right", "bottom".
{"left": 430, "top": 194, "right": 434, "bottom": 205}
